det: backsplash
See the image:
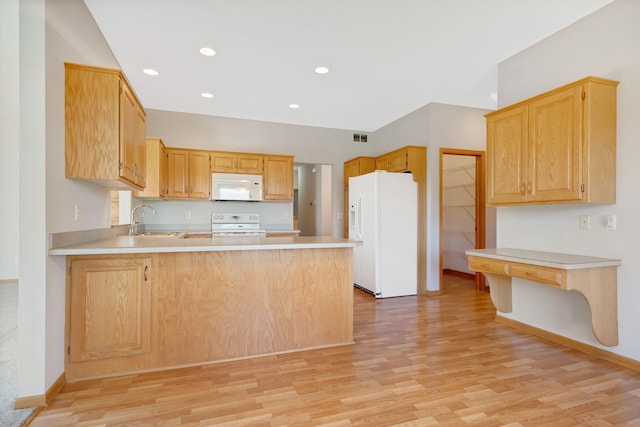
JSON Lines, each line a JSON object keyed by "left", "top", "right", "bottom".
{"left": 132, "top": 198, "right": 294, "bottom": 230}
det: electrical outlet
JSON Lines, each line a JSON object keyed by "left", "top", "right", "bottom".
{"left": 185, "top": 211, "right": 192, "bottom": 220}
{"left": 74, "top": 204, "right": 80, "bottom": 222}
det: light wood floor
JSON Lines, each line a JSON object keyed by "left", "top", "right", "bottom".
{"left": 32, "top": 274, "right": 640, "bottom": 426}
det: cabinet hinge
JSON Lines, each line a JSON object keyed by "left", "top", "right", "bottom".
{"left": 67, "top": 346, "right": 70, "bottom": 356}
{"left": 119, "top": 161, "right": 123, "bottom": 169}
{"left": 581, "top": 91, "right": 585, "bottom": 100}
{"left": 581, "top": 184, "right": 585, "bottom": 192}
{"left": 68, "top": 266, "right": 72, "bottom": 275}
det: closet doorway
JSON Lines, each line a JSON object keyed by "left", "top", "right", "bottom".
{"left": 439, "top": 149, "right": 490, "bottom": 291}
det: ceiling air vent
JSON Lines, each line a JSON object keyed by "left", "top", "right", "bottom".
{"left": 352, "top": 133, "right": 368, "bottom": 143}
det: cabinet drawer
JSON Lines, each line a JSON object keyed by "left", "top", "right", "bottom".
{"left": 510, "top": 263, "right": 566, "bottom": 288}
{"left": 468, "top": 256, "right": 508, "bottom": 275}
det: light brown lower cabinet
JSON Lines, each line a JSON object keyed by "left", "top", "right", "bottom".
{"left": 67, "top": 256, "right": 153, "bottom": 380}
{"left": 65, "top": 248, "right": 353, "bottom": 381}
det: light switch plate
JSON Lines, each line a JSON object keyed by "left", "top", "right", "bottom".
{"left": 604, "top": 214, "right": 617, "bottom": 230}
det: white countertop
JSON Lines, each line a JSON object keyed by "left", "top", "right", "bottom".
{"left": 49, "top": 235, "right": 361, "bottom": 256}
{"left": 465, "top": 248, "right": 621, "bottom": 270}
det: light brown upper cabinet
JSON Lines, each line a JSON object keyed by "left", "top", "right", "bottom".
{"left": 344, "top": 157, "right": 375, "bottom": 185}
{"left": 375, "top": 148, "right": 408, "bottom": 172}
{"left": 210, "top": 151, "right": 264, "bottom": 174}
{"left": 166, "top": 149, "right": 211, "bottom": 199}
{"left": 134, "top": 138, "right": 168, "bottom": 199}
{"left": 263, "top": 155, "right": 294, "bottom": 201}
{"left": 65, "top": 63, "right": 146, "bottom": 190}
{"left": 486, "top": 76, "right": 618, "bottom": 205}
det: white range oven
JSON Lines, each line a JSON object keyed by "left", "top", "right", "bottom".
{"left": 211, "top": 213, "right": 266, "bottom": 237}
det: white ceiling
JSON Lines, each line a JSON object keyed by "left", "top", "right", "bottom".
{"left": 83, "top": 0, "right": 613, "bottom": 132}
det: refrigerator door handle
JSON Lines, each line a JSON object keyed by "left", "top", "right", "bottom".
{"left": 356, "top": 194, "right": 363, "bottom": 239}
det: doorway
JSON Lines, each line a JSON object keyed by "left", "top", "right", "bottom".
{"left": 293, "top": 163, "right": 332, "bottom": 236}
{"left": 439, "top": 149, "right": 492, "bottom": 291}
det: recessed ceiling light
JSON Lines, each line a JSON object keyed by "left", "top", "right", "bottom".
{"left": 289, "top": 104, "right": 300, "bottom": 109}
{"left": 201, "top": 92, "right": 214, "bottom": 99}
{"left": 199, "top": 47, "right": 216, "bottom": 57}
{"left": 143, "top": 68, "right": 159, "bottom": 76}
{"left": 315, "top": 66, "right": 329, "bottom": 74}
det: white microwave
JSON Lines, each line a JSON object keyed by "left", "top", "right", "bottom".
{"left": 211, "top": 173, "right": 263, "bottom": 201}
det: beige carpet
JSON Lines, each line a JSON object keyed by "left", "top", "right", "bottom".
{"left": 1, "top": 282, "right": 35, "bottom": 426}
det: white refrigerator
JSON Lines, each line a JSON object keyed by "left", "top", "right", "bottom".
{"left": 348, "top": 171, "right": 418, "bottom": 298}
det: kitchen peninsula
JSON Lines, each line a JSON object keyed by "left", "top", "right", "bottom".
{"left": 50, "top": 234, "right": 360, "bottom": 381}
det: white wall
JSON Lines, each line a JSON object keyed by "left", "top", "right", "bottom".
{"left": 496, "top": 0, "right": 640, "bottom": 360}
{"left": 0, "top": 0, "right": 20, "bottom": 280}
{"left": 374, "top": 103, "right": 491, "bottom": 291}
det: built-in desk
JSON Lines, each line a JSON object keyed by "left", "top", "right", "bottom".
{"left": 466, "top": 248, "right": 621, "bottom": 347}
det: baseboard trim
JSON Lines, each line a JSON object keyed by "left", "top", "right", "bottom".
{"left": 14, "top": 395, "right": 44, "bottom": 410}
{"left": 0, "top": 278, "right": 18, "bottom": 284}
{"left": 14, "top": 372, "right": 66, "bottom": 410}
{"left": 496, "top": 316, "right": 640, "bottom": 373}
{"left": 45, "top": 373, "right": 66, "bottom": 404}
{"left": 426, "top": 290, "right": 442, "bottom": 296}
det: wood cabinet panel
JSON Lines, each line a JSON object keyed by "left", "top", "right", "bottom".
{"left": 264, "top": 155, "right": 294, "bottom": 200}
{"left": 468, "top": 256, "right": 509, "bottom": 276}
{"left": 486, "top": 76, "right": 618, "bottom": 205}
{"left": 486, "top": 105, "right": 528, "bottom": 204}
{"left": 509, "top": 263, "right": 566, "bottom": 288}
{"left": 120, "top": 84, "right": 138, "bottom": 185}
{"left": 66, "top": 256, "right": 152, "bottom": 379}
{"left": 65, "top": 63, "right": 146, "bottom": 190}
{"left": 134, "top": 138, "right": 167, "bottom": 199}
{"left": 375, "top": 155, "right": 389, "bottom": 171}
{"left": 528, "top": 85, "right": 582, "bottom": 203}
{"left": 211, "top": 151, "right": 264, "bottom": 174}
{"left": 167, "top": 149, "right": 210, "bottom": 199}
{"left": 167, "top": 149, "right": 189, "bottom": 198}
{"left": 374, "top": 149, "right": 409, "bottom": 172}
{"left": 156, "top": 249, "right": 353, "bottom": 366}
{"left": 388, "top": 150, "right": 408, "bottom": 172}
{"left": 189, "top": 151, "right": 211, "bottom": 199}
{"left": 343, "top": 157, "right": 375, "bottom": 185}
{"left": 210, "top": 152, "right": 237, "bottom": 173}
{"left": 237, "top": 154, "right": 264, "bottom": 174}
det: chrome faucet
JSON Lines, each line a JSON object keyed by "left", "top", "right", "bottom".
{"left": 129, "top": 204, "right": 157, "bottom": 235}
